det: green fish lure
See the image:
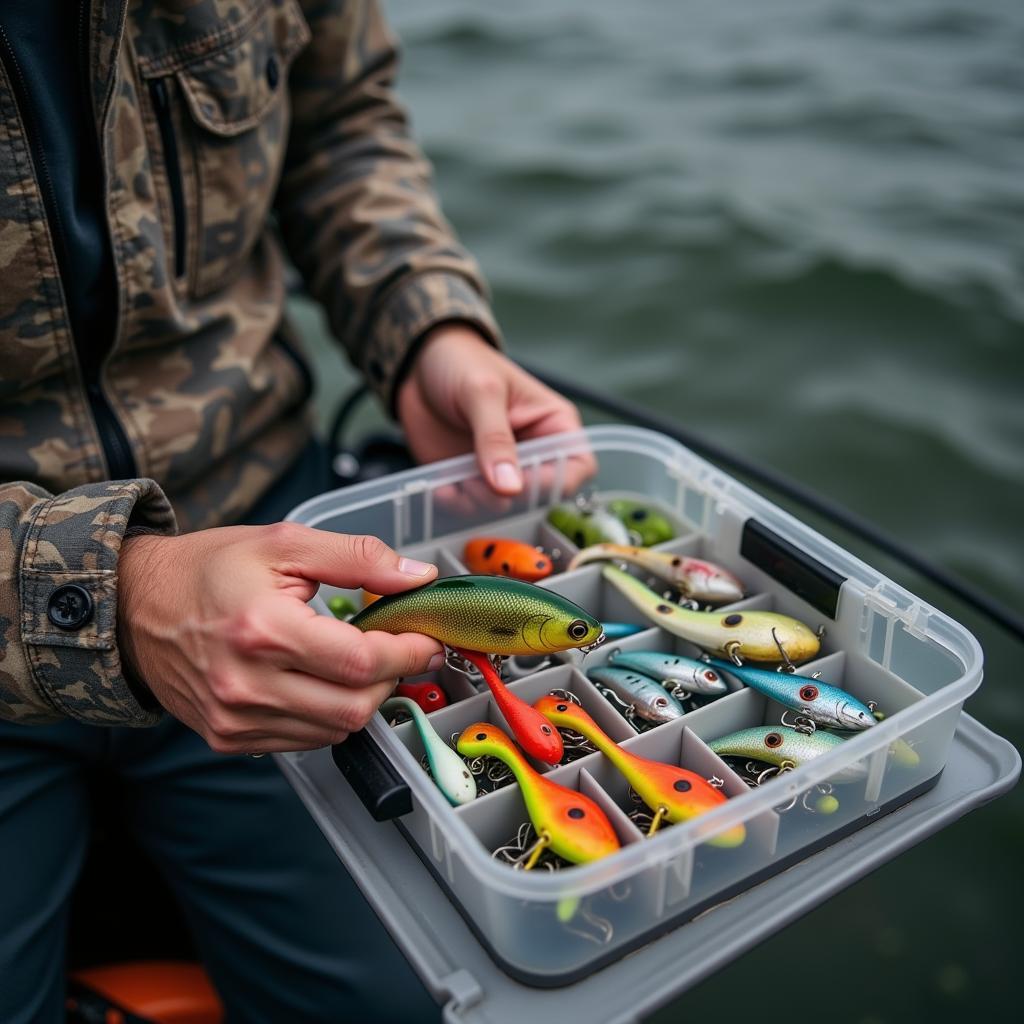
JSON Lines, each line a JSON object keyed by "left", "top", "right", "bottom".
{"left": 607, "top": 499, "right": 677, "bottom": 546}
{"left": 349, "top": 576, "right": 604, "bottom": 656}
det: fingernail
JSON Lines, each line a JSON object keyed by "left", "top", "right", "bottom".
{"left": 398, "top": 556, "right": 434, "bottom": 577}
{"left": 493, "top": 461, "right": 521, "bottom": 492}
{"left": 428, "top": 652, "right": 445, "bottom": 671}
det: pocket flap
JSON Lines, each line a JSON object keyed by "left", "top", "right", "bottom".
{"left": 175, "top": 0, "right": 310, "bottom": 137}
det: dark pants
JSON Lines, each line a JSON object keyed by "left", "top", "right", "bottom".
{"left": 0, "top": 444, "right": 438, "bottom": 1023}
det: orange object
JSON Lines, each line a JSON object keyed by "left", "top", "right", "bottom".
{"left": 463, "top": 537, "right": 553, "bottom": 582}
{"left": 70, "top": 962, "right": 223, "bottom": 1024}
{"left": 362, "top": 589, "right": 382, "bottom": 607}
{"left": 534, "top": 695, "right": 745, "bottom": 847}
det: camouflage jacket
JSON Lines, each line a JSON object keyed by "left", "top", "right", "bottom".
{"left": 0, "top": 0, "right": 500, "bottom": 726}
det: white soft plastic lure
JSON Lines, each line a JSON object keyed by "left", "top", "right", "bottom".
{"left": 381, "top": 696, "right": 477, "bottom": 806}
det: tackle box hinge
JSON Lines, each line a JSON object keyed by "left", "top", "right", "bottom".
{"left": 439, "top": 969, "right": 485, "bottom": 1019}
{"left": 862, "top": 585, "right": 931, "bottom": 640}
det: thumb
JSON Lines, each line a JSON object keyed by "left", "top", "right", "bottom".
{"left": 276, "top": 526, "right": 438, "bottom": 594}
{"left": 462, "top": 383, "right": 523, "bottom": 495}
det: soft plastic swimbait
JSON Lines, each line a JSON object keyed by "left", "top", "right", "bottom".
{"left": 708, "top": 725, "right": 866, "bottom": 783}
{"left": 394, "top": 679, "right": 449, "bottom": 713}
{"left": 606, "top": 500, "right": 676, "bottom": 546}
{"left": 548, "top": 504, "right": 631, "bottom": 549}
{"left": 534, "top": 696, "right": 744, "bottom": 846}
{"left": 463, "top": 537, "right": 553, "bottom": 582}
{"left": 349, "top": 576, "right": 604, "bottom": 656}
{"left": 707, "top": 658, "right": 876, "bottom": 731}
{"left": 454, "top": 647, "right": 564, "bottom": 764}
{"left": 568, "top": 544, "right": 745, "bottom": 604}
{"left": 586, "top": 665, "right": 686, "bottom": 723}
{"left": 607, "top": 649, "right": 728, "bottom": 696}
{"left": 602, "top": 566, "right": 820, "bottom": 664}
{"left": 381, "top": 697, "right": 477, "bottom": 806}
{"left": 456, "top": 723, "right": 620, "bottom": 865}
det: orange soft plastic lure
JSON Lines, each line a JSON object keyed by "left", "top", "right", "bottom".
{"left": 463, "top": 537, "right": 553, "bottom": 582}
{"left": 453, "top": 647, "right": 563, "bottom": 764}
{"left": 394, "top": 679, "right": 449, "bottom": 712}
{"left": 534, "top": 696, "right": 745, "bottom": 847}
{"left": 456, "top": 723, "right": 620, "bottom": 865}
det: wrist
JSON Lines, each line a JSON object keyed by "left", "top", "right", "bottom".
{"left": 117, "top": 533, "right": 173, "bottom": 685}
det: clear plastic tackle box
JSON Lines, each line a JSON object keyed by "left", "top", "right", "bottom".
{"left": 279, "top": 426, "right": 1019, "bottom": 1014}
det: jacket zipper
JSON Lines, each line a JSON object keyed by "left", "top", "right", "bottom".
{"left": 0, "top": 22, "right": 138, "bottom": 480}
{"left": 149, "top": 77, "right": 187, "bottom": 280}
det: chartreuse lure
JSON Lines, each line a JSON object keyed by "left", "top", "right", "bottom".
{"left": 602, "top": 565, "right": 820, "bottom": 665}
{"left": 454, "top": 647, "right": 564, "bottom": 764}
{"left": 707, "top": 658, "right": 877, "bottom": 731}
{"left": 606, "top": 499, "right": 676, "bottom": 546}
{"left": 607, "top": 649, "right": 728, "bottom": 696}
{"left": 456, "top": 723, "right": 620, "bottom": 867}
{"left": 548, "top": 503, "right": 631, "bottom": 549}
{"left": 569, "top": 545, "right": 744, "bottom": 605}
{"left": 535, "top": 696, "right": 744, "bottom": 846}
{"left": 381, "top": 697, "right": 476, "bottom": 806}
{"left": 708, "top": 725, "right": 867, "bottom": 783}
{"left": 349, "top": 576, "right": 603, "bottom": 657}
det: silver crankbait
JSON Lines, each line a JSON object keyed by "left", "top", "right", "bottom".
{"left": 707, "top": 658, "right": 877, "bottom": 731}
{"left": 707, "top": 725, "right": 866, "bottom": 783}
{"left": 607, "top": 648, "right": 728, "bottom": 696}
{"left": 586, "top": 666, "right": 685, "bottom": 723}
{"left": 381, "top": 696, "right": 477, "bottom": 805}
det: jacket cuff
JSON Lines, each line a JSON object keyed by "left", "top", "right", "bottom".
{"left": 20, "top": 480, "right": 178, "bottom": 727}
{"left": 362, "top": 271, "right": 503, "bottom": 414}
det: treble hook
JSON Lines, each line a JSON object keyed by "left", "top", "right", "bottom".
{"left": 771, "top": 628, "right": 796, "bottom": 672}
{"left": 548, "top": 688, "right": 583, "bottom": 706}
{"left": 780, "top": 709, "right": 817, "bottom": 734}
{"left": 707, "top": 775, "right": 726, "bottom": 789}
{"left": 724, "top": 640, "right": 744, "bottom": 666}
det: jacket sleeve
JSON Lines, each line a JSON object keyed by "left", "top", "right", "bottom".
{"left": 0, "top": 479, "right": 177, "bottom": 726}
{"left": 275, "top": 0, "right": 502, "bottom": 413}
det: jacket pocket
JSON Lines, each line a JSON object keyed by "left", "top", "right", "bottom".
{"left": 140, "top": 0, "right": 310, "bottom": 298}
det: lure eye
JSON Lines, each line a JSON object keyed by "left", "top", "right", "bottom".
{"left": 541, "top": 725, "right": 552, "bottom": 735}
{"left": 723, "top": 614, "right": 743, "bottom": 627}
{"left": 765, "top": 732, "right": 783, "bottom": 748}
{"left": 655, "top": 698, "right": 667, "bottom": 707}
{"left": 799, "top": 684, "right": 819, "bottom": 701}
{"left": 556, "top": 704, "right": 568, "bottom": 712}
{"left": 568, "top": 619, "right": 589, "bottom": 640}
{"left": 535, "top": 561, "right": 548, "bottom": 570}
{"left": 704, "top": 671, "right": 718, "bottom": 682}
{"left": 475, "top": 732, "right": 487, "bottom": 741}
{"left": 673, "top": 779, "right": 691, "bottom": 792}
{"left": 567, "top": 807, "right": 585, "bottom": 819}
{"left": 671, "top": 557, "right": 682, "bottom": 567}
{"left": 656, "top": 604, "right": 673, "bottom": 614}
{"left": 428, "top": 690, "right": 440, "bottom": 701}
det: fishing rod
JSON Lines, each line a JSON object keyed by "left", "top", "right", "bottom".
{"left": 330, "top": 373, "right": 1024, "bottom": 646}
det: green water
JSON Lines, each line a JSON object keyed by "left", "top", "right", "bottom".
{"left": 296, "top": 1, "right": 1023, "bottom": 1019}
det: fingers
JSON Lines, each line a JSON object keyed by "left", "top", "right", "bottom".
{"left": 267, "top": 524, "right": 438, "bottom": 594}
{"left": 286, "top": 615, "right": 445, "bottom": 686}
{"left": 459, "top": 379, "right": 523, "bottom": 495}
{"left": 203, "top": 676, "right": 396, "bottom": 753}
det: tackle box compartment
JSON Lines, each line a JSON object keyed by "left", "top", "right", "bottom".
{"left": 282, "top": 426, "right": 1011, "bottom": 990}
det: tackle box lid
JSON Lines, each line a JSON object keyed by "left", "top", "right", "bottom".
{"left": 277, "top": 711, "right": 1019, "bottom": 1024}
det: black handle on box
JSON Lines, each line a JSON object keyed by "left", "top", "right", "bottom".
{"left": 331, "top": 730, "right": 412, "bottom": 821}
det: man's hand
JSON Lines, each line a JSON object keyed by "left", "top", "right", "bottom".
{"left": 117, "top": 524, "right": 443, "bottom": 754}
{"left": 396, "top": 325, "right": 595, "bottom": 498}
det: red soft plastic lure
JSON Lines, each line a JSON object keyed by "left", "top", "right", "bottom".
{"left": 453, "top": 647, "right": 564, "bottom": 764}
{"left": 394, "top": 680, "right": 449, "bottom": 712}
